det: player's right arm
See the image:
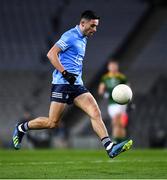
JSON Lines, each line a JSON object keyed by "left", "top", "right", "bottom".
{"left": 47, "top": 45, "right": 77, "bottom": 85}
{"left": 47, "top": 45, "right": 65, "bottom": 73}
{"left": 47, "top": 31, "right": 71, "bottom": 72}
{"left": 47, "top": 37, "right": 77, "bottom": 85}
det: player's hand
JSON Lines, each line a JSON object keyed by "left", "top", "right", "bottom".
{"left": 62, "top": 70, "right": 78, "bottom": 85}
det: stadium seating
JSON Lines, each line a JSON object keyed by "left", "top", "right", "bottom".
{"left": 128, "top": 17, "right": 167, "bottom": 93}
{"left": 131, "top": 19, "right": 167, "bottom": 72}
{"left": 129, "top": 76, "right": 167, "bottom": 147}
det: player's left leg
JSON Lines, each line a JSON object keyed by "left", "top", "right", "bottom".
{"left": 74, "top": 92, "right": 133, "bottom": 158}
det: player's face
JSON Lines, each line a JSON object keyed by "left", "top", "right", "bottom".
{"left": 82, "top": 19, "right": 99, "bottom": 37}
{"left": 108, "top": 62, "right": 119, "bottom": 73}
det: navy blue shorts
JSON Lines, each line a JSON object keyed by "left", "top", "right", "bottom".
{"left": 50, "top": 84, "right": 89, "bottom": 104}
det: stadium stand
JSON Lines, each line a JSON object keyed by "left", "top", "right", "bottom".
{"left": 129, "top": 76, "right": 167, "bottom": 147}
{"left": 128, "top": 13, "right": 167, "bottom": 94}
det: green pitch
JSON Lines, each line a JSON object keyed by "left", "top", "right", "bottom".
{"left": 0, "top": 149, "right": 167, "bottom": 179}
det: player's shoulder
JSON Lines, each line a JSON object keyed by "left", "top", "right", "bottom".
{"left": 102, "top": 72, "right": 126, "bottom": 78}
{"left": 62, "top": 27, "right": 77, "bottom": 39}
{"left": 102, "top": 72, "right": 113, "bottom": 79}
{"left": 117, "top": 72, "right": 127, "bottom": 79}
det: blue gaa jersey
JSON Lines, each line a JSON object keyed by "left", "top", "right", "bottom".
{"left": 52, "top": 25, "right": 87, "bottom": 85}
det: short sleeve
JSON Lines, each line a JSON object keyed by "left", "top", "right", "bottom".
{"left": 55, "top": 32, "right": 72, "bottom": 51}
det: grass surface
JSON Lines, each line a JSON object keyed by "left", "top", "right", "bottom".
{"left": 0, "top": 149, "right": 167, "bottom": 179}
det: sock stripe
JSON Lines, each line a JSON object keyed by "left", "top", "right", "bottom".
{"left": 101, "top": 136, "right": 114, "bottom": 156}
{"left": 101, "top": 136, "right": 109, "bottom": 141}
{"left": 18, "top": 124, "right": 26, "bottom": 133}
{"left": 106, "top": 142, "right": 113, "bottom": 151}
{"left": 101, "top": 137, "right": 111, "bottom": 146}
{"left": 24, "top": 122, "right": 29, "bottom": 131}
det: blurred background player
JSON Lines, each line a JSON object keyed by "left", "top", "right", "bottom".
{"left": 98, "top": 60, "right": 129, "bottom": 144}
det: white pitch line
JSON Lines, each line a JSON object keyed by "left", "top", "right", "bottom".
{"left": 0, "top": 159, "right": 167, "bottom": 166}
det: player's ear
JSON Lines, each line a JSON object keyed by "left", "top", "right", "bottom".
{"left": 80, "top": 18, "right": 89, "bottom": 27}
{"left": 80, "top": 19, "right": 85, "bottom": 27}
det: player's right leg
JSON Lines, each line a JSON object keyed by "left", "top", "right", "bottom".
{"left": 74, "top": 92, "right": 133, "bottom": 158}
{"left": 74, "top": 92, "right": 114, "bottom": 157}
{"left": 12, "top": 102, "right": 66, "bottom": 150}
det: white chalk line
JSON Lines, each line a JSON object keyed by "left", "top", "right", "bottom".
{"left": 0, "top": 159, "right": 167, "bottom": 166}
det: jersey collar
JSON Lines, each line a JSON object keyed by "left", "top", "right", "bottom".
{"left": 75, "top": 25, "right": 85, "bottom": 38}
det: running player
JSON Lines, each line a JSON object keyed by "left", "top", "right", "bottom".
{"left": 98, "top": 60, "right": 129, "bottom": 143}
{"left": 12, "top": 10, "right": 132, "bottom": 158}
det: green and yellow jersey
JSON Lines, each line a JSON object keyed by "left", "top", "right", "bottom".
{"left": 101, "top": 72, "right": 127, "bottom": 104}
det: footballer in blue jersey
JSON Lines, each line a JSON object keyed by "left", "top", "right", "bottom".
{"left": 12, "top": 10, "right": 133, "bottom": 158}
{"left": 52, "top": 25, "right": 87, "bottom": 85}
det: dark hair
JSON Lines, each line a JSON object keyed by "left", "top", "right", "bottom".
{"left": 108, "top": 59, "right": 118, "bottom": 65}
{"left": 81, "top": 10, "right": 100, "bottom": 20}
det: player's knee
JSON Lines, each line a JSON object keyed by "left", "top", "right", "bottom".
{"left": 92, "top": 107, "right": 102, "bottom": 120}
